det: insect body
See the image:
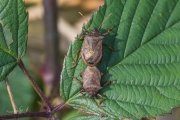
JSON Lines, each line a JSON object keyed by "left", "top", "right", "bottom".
{"left": 71, "top": 66, "right": 112, "bottom": 106}
{"left": 81, "top": 28, "right": 103, "bottom": 66}
{"left": 80, "top": 66, "right": 102, "bottom": 97}
{"left": 71, "top": 66, "right": 102, "bottom": 97}
{"left": 71, "top": 27, "right": 114, "bottom": 68}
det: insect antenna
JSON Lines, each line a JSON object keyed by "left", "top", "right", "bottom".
{"left": 79, "top": 12, "right": 94, "bottom": 35}
{"left": 79, "top": 12, "right": 89, "bottom": 24}
{"left": 78, "top": 12, "right": 92, "bottom": 29}
{"left": 98, "top": 13, "right": 112, "bottom": 31}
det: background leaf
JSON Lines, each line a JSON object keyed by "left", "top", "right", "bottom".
{"left": 0, "top": 58, "right": 36, "bottom": 120}
{"left": 60, "top": 0, "right": 180, "bottom": 119}
{"left": 0, "top": 0, "right": 28, "bottom": 81}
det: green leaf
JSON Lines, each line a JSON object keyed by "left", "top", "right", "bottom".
{"left": 0, "top": 58, "right": 36, "bottom": 120}
{"left": 0, "top": 0, "right": 28, "bottom": 81}
{"left": 60, "top": 0, "right": 180, "bottom": 119}
{"left": 70, "top": 116, "right": 111, "bottom": 120}
{"left": 62, "top": 109, "right": 83, "bottom": 120}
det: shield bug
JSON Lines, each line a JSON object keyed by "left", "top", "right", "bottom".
{"left": 81, "top": 66, "right": 102, "bottom": 97}
{"left": 71, "top": 13, "right": 117, "bottom": 68}
{"left": 72, "top": 66, "right": 102, "bottom": 98}
{"left": 80, "top": 27, "right": 115, "bottom": 67}
{"left": 71, "top": 66, "right": 102, "bottom": 110}
{"left": 71, "top": 66, "right": 112, "bottom": 107}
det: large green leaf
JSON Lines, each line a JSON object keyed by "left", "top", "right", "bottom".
{"left": 0, "top": 0, "right": 28, "bottom": 81}
{"left": 61, "top": 0, "right": 180, "bottom": 119}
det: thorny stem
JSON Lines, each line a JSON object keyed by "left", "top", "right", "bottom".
{"left": 18, "top": 59, "right": 53, "bottom": 111}
{"left": 0, "top": 102, "right": 67, "bottom": 119}
{"left": 5, "top": 78, "right": 19, "bottom": 119}
{"left": 0, "top": 111, "right": 51, "bottom": 119}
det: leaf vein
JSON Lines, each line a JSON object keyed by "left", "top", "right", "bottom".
{"left": 123, "top": 0, "right": 141, "bottom": 58}
{"left": 140, "top": 0, "right": 158, "bottom": 45}
{"left": 156, "top": 86, "right": 180, "bottom": 101}
{"left": 165, "top": 0, "right": 179, "bottom": 28}
{"left": 0, "top": 1, "right": 9, "bottom": 15}
{"left": 115, "top": 100, "right": 143, "bottom": 119}
{"left": 110, "top": 99, "right": 167, "bottom": 112}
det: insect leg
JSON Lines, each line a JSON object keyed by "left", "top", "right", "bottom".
{"left": 102, "top": 80, "right": 114, "bottom": 87}
{"left": 75, "top": 28, "right": 88, "bottom": 40}
{"left": 76, "top": 36, "right": 84, "bottom": 41}
{"left": 79, "top": 88, "right": 86, "bottom": 96}
{"left": 102, "top": 43, "right": 119, "bottom": 52}
{"left": 100, "top": 72, "right": 103, "bottom": 76}
{"left": 94, "top": 95, "right": 106, "bottom": 117}
{"left": 71, "top": 50, "right": 81, "bottom": 69}
{"left": 70, "top": 76, "right": 83, "bottom": 86}
{"left": 101, "top": 26, "right": 114, "bottom": 36}
{"left": 82, "top": 28, "right": 87, "bottom": 35}
{"left": 97, "top": 94, "right": 104, "bottom": 106}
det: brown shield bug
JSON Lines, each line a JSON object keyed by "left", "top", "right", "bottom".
{"left": 71, "top": 66, "right": 112, "bottom": 106}
{"left": 71, "top": 13, "right": 117, "bottom": 68}
{"left": 80, "top": 66, "right": 102, "bottom": 97}
{"left": 80, "top": 27, "right": 114, "bottom": 67}
{"left": 72, "top": 66, "right": 102, "bottom": 98}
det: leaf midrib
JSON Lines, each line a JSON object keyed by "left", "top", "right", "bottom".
{"left": 0, "top": 46, "right": 16, "bottom": 59}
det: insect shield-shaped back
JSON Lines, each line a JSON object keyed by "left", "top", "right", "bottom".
{"left": 81, "top": 66, "right": 102, "bottom": 98}
{"left": 81, "top": 28, "right": 104, "bottom": 66}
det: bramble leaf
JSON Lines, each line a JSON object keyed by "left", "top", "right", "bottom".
{"left": 0, "top": 58, "right": 36, "bottom": 119}
{"left": 0, "top": 0, "right": 28, "bottom": 81}
{"left": 61, "top": 0, "right": 180, "bottom": 119}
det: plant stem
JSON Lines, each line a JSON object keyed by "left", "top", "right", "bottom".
{"left": 5, "top": 78, "right": 18, "bottom": 114}
{"left": 52, "top": 102, "right": 66, "bottom": 114}
{"left": 0, "top": 111, "right": 51, "bottom": 119}
{"left": 18, "top": 59, "right": 53, "bottom": 111}
{"left": 43, "top": 0, "right": 61, "bottom": 99}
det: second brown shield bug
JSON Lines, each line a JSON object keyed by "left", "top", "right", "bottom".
{"left": 71, "top": 66, "right": 112, "bottom": 107}
{"left": 72, "top": 66, "right": 102, "bottom": 98}
{"left": 71, "top": 13, "right": 117, "bottom": 68}
{"left": 80, "top": 66, "right": 102, "bottom": 97}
